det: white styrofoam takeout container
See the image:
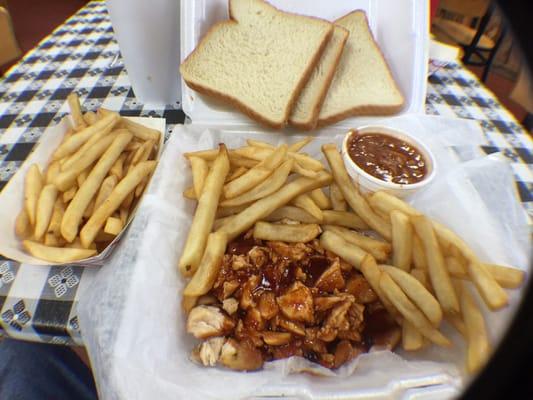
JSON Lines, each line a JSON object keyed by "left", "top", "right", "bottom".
{"left": 174, "top": 1, "right": 467, "bottom": 399}
{"left": 342, "top": 125, "right": 437, "bottom": 198}
{"left": 180, "top": 0, "right": 429, "bottom": 129}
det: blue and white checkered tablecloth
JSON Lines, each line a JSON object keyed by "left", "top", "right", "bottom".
{"left": 0, "top": 0, "right": 531, "bottom": 345}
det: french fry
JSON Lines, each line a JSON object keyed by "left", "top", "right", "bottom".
{"left": 292, "top": 161, "right": 318, "bottom": 178}
{"left": 291, "top": 193, "right": 323, "bottom": 221}
{"left": 183, "top": 187, "right": 197, "bottom": 200}
{"left": 410, "top": 268, "right": 430, "bottom": 290}
{"left": 52, "top": 113, "right": 119, "bottom": 160}
{"left": 220, "top": 159, "right": 293, "bottom": 207}
{"left": 43, "top": 233, "right": 61, "bottom": 247}
{"left": 83, "top": 198, "right": 95, "bottom": 218}
{"left": 134, "top": 176, "right": 149, "bottom": 197}
{"left": 83, "top": 111, "right": 97, "bottom": 125}
{"left": 104, "top": 216, "right": 123, "bottom": 236}
{"left": 45, "top": 161, "right": 61, "bottom": 184}
{"left": 183, "top": 232, "right": 228, "bottom": 296}
{"left": 319, "top": 230, "right": 367, "bottom": 270}
{"left": 182, "top": 295, "right": 198, "bottom": 314}
{"left": 402, "top": 321, "right": 424, "bottom": 351}
{"left": 34, "top": 184, "right": 58, "bottom": 240}
{"left": 225, "top": 166, "right": 248, "bottom": 183}
{"left": 190, "top": 156, "right": 209, "bottom": 199}
{"left": 63, "top": 185, "right": 77, "bottom": 203}
{"left": 253, "top": 222, "right": 321, "bottom": 243}
{"left": 24, "top": 164, "right": 43, "bottom": 226}
{"left": 379, "top": 272, "right": 450, "bottom": 347}
{"left": 359, "top": 255, "right": 401, "bottom": 324}
{"left": 94, "top": 175, "right": 118, "bottom": 211}
{"left": 246, "top": 139, "right": 274, "bottom": 149}
{"left": 125, "top": 141, "right": 141, "bottom": 152}
{"left": 48, "top": 198, "right": 65, "bottom": 237}
{"left": 223, "top": 144, "right": 287, "bottom": 199}
{"left": 234, "top": 146, "right": 323, "bottom": 172}
{"left": 61, "top": 133, "right": 133, "bottom": 242}
{"left": 120, "top": 117, "right": 161, "bottom": 142}
{"left": 54, "top": 133, "right": 117, "bottom": 191}
{"left": 109, "top": 153, "right": 126, "bottom": 180}
{"left": 216, "top": 205, "right": 249, "bottom": 218}
{"left": 23, "top": 240, "right": 96, "bottom": 263}
{"left": 213, "top": 215, "right": 234, "bottom": 231}
{"left": 309, "top": 188, "right": 331, "bottom": 209}
{"left": 446, "top": 255, "right": 467, "bottom": 278}
{"left": 15, "top": 209, "right": 32, "bottom": 239}
{"left": 80, "top": 160, "right": 157, "bottom": 248}
{"left": 265, "top": 206, "right": 319, "bottom": 224}
{"left": 329, "top": 183, "right": 347, "bottom": 211}
{"left": 369, "top": 191, "right": 420, "bottom": 218}
{"left": 121, "top": 191, "right": 134, "bottom": 210}
{"left": 131, "top": 139, "right": 155, "bottom": 165}
{"left": 179, "top": 146, "right": 230, "bottom": 275}
{"left": 433, "top": 221, "right": 509, "bottom": 310}
{"left": 76, "top": 167, "right": 91, "bottom": 187}
{"left": 322, "top": 144, "right": 391, "bottom": 240}
{"left": 217, "top": 171, "right": 332, "bottom": 241}
{"left": 456, "top": 280, "right": 491, "bottom": 373}
{"left": 322, "top": 210, "right": 369, "bottom": 230}
{"left": 228, "top": 154, "right": 258, "bottom": 169}
{"left": 288, "top": 137, "right": 312, "bottom": 152}
{"left": 412, "top": 234, "right": 427, "bottom": 270}
{"left": 119, "top": 208, "right": 129, "bottom": 226}
{"left": 390, "top": 210, "right": 413, "bottom": 271}
{"left": 381, "top": 265, "right": 443, "bottom": 327}
{"left": 412, "top": 215, "right": 459, "bottom": 314}
{"left": 483, "top": 263, "right": 525, "bottom": 289}
{"left": 322, "top": 225, "right": 391, "bottom": 261}
{"left": 67, "top": 92, "right": 87, "bottom": 130}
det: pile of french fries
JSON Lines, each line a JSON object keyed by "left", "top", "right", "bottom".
{"left": 15, "top": 93, "right": 160, "bottom": 263}
{"left": 179, "top": 136, "right": 525, "bottom": 374}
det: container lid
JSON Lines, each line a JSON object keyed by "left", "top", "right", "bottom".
{"left": 180, "top": 0, "right": 429, "bottom": 129}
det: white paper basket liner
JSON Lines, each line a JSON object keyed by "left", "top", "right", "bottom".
{"left": 0, "top": 116, "right": 165, "bottom": 266}
{"left": 79, "top": 115, "right": 530, "bottom": 400}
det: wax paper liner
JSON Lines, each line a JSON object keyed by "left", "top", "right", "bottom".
{"left": 78, "top": 115, "right": 530, "bottom": 400}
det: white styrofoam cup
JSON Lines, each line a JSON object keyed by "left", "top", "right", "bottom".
{"left": 106, "top": 0, "right": 180, "bottom": 108}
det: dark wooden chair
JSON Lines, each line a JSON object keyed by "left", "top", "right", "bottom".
{"left": 432, "top": 0, "right": 506, "bottom": 82}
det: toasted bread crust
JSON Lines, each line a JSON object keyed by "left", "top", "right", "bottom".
{"left": 181, "top": 0, "right": 333, "bottom": 129}
{"left": 317, "top": 10, "right": 405, "bottom": 127}
{"left": 289, "top": 26, "right": 349, "bottom": 131}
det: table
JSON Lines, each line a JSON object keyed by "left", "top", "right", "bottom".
{"left": 0, "top": 0, "right": 531, "bottom": 345}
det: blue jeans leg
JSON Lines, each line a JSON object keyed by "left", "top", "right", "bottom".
{"left": 0, "top": 338, "right": 97, "bottom": 400}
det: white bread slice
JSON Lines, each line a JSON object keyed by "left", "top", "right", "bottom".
{"left": 317, "top": 11, "right": 405, "bottom": 126}
{"left": 289, "top": 26, "right": 349, "bottom": 130}
{"left": 180, "top": 0, "right": 333, "bottom": 129}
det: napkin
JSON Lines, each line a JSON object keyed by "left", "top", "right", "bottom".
{"left": 79, "top": 115, "right": 530, "bottom": 400}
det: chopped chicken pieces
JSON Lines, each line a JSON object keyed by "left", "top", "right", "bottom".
{"left": 222, "top": 298, "right": 239, "bottom": 315}
{"left": 276, "top": 281, "right": 314, "bottom": 323}
{"left": 189, "top": 234, "right": 398, "bottom": 371}
{"left": 232, "top": 254, "right": 250, "bottom": 270}
{"left": 346, "top": 275, "right": 378, "bottom": 303}
{"left": 314, "top": 258, "right": 345, "bottom": 292}
{"left": 187, "top": 305, "right": 235, "bottom": 339}
{"left": 262, "top": 331, "right": 291, "bottom": 346}
{"left": 194, "top": 337, "right": 226, "bottom": 367}
{"left": 219, "top": 339, "right": 263, "bottom": 371}
{"left": 258, "top": 292, "right": 278, "bottom": 320}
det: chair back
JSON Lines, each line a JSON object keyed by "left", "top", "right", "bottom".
{"left": 438, "top": 0, "right": 491, "bottom": 18}
{"left": 0, "top": 6, "right": 22, "bottom": 67}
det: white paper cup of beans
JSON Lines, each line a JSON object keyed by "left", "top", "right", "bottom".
{"left": 341, "top": 125, "right": 437, "bottom": 198}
